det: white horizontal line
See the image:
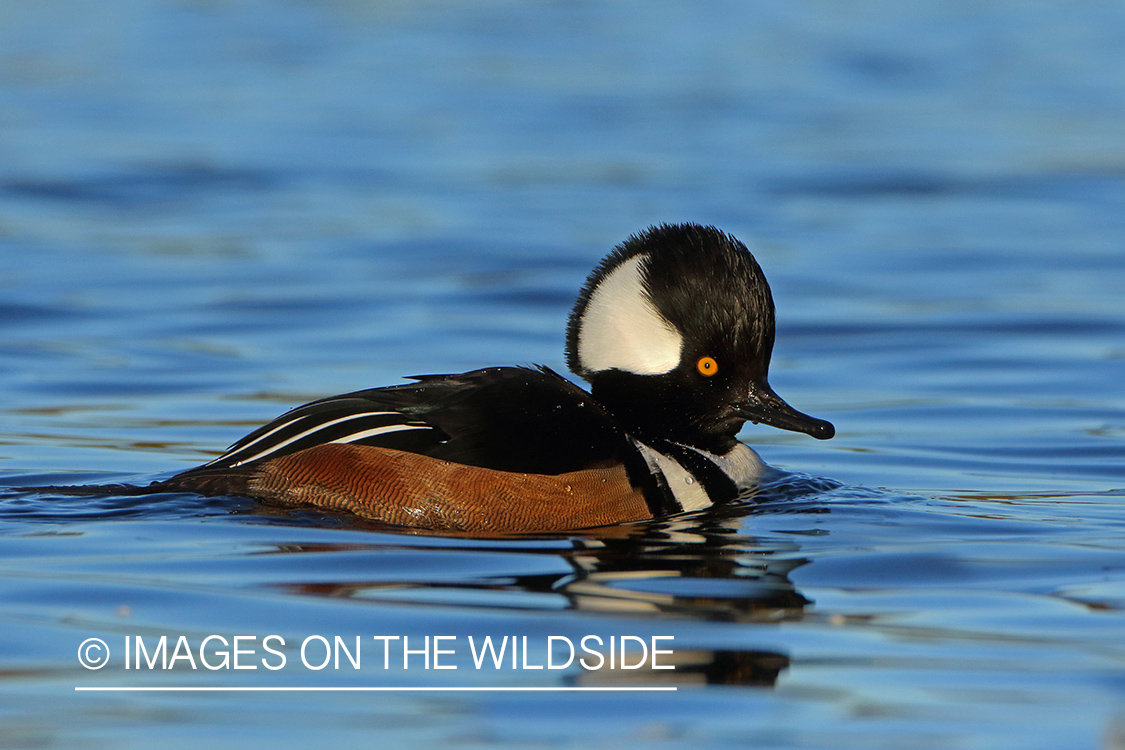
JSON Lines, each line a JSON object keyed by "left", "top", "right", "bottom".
{"left": 331, "top": 423, "right": 431, "bottom": 445}
{"left": 76, "top": 686, "right": 676, "bottom": 692}
{"left": 221, "top": 411, "right": 413, "bottom": 466}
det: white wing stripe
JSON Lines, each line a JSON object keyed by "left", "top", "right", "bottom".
{"left": 204, "top": 417, "right": 304, "bottom": 464}
{"left": 330, "top": 424, "right": 432, "bottom": 445}
{"left": 220, "top": 410, "right": 401, "bottom": 459}
{"left": 227, "top": 411, "right": 422, "bottom": 467}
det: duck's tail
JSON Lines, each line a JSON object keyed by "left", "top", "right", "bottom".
{"left": 16, "top": 464, "right": 256, "bottom": 498}
{"left": 15, "top": 481, "right": 172, "bottom": 497}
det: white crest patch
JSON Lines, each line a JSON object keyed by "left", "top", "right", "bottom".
{"left": 576, "top": 254, "right": 683, "bottom": 375}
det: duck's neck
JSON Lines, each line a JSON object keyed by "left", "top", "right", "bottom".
{"left": 587, "top": 371, "right": 738, "bottom": 456}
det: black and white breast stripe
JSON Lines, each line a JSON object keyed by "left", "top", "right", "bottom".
{"left": 205, "top": 401, "right": 437, "bottom": 469}
{"left": 632, "top": 439, "right": 766, "bottom": 513}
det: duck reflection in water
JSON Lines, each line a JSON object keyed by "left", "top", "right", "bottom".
{"left": 259, "top": 494, "right": 819, "bottom": 688}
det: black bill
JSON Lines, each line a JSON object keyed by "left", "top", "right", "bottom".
{"left": 736, "top": 381, "right": 835, "bottom": 440}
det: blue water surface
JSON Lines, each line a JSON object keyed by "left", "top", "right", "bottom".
{"left": 2, "top": 2, "right": 1124, "bottom": 749}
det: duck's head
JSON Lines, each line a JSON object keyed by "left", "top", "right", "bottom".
{"left": 566, "top": 223, "right": 834, "bottom": 452}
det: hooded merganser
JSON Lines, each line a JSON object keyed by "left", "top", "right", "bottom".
{"left": 38, "top": 224, "right": 834, "bottom": 533}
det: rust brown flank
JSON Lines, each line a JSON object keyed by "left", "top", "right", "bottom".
{"left": 244, "top": 443, "right": 652, "bottom": 533}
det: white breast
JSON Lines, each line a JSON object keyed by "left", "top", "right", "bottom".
{"left": 633, "top": 439, "right": 766, "bottom": 513}
{"left": 632, "top": 440, "right": 713, "bottom": 512}
{"left": 682, "top": 442, "right": 765, "bottom": 488}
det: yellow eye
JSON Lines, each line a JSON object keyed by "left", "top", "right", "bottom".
{"left": 696, "top": 356, "right": 718, "bottom": 377}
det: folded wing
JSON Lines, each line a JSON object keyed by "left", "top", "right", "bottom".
{"left": 194, "top": 366, "right": 632, "bottom": 477}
